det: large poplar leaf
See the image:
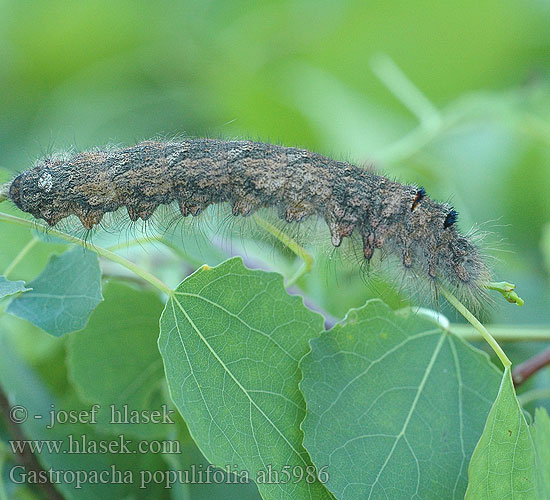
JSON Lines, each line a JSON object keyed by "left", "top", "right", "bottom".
{"left": 0, "top": 276, "right": 30, "bottom": 298}
{"left": 532, "top": 408, "right": 550, "bottom": 498}
{"left": 67, "top": 282, "right": 167, "bottom": 438}
{"left": 465, "top": 368, "right": 537, "bottom": 500}
{"left": 300, "top": 300, "right": 502, "bottom": 500}
{"left": 163, "top": 418, "right": 263, "bottom": 500}
{"left": 7, "top": 247, "right": 102, "bottom": 336}
{"left": 158, "top": 257, "right": 332, "bottom": 500}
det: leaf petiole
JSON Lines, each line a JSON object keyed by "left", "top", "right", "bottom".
{"left": 254, "top": 215, "right": 313, "bottom": 288}
{"left": 440, "top": 286, "right": 512, "bottom": 369}
{"left": 2, "top": 236, "right": 39, "bottom": 277}
{"left": 0, "top": 211, "right": 173, "bottom": 297}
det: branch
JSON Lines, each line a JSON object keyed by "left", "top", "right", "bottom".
{"left": 512, "top": 347, "right": 550, "bottom": 387}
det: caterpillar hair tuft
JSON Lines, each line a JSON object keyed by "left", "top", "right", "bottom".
{"left": 4, "top": 139, "right": 492, "bottom": 307}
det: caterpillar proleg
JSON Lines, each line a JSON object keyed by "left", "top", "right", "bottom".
{"left": 3, "top": 139, "right": 491, "bottom": 306}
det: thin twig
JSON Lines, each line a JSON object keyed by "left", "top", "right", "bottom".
{"left": 512, "top": 347, "right": 550, "bottom": 387}
{"left": 0, "top": 212, "right": 173, "bottom": 296}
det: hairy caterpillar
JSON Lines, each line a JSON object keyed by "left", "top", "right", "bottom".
{"left": 2, "top": 139, "right": 490, "bottom": 305}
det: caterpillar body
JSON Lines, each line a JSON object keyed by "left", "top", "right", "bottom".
{"left": 4, "top": 139, "right": 490, "bottom": 304}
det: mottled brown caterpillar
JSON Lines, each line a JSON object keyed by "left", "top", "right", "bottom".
{"left": 4, "top": 139, "right": 490, "bottom": 304}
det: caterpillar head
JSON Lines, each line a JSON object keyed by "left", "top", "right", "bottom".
{"left": 9, "top": 160, "right": 67, "bottom": 226}
{"left": 9, "top": 153, "right": 115, "bottom": 229}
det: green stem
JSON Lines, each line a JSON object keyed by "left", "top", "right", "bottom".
{"left": 371, "top": 53, "right": 441, "bottom": 129}
{"left": 107, "top": 235, "right": 204, "bottom": 268}
{"left": 285, "top": 262, "right": 309, "bottom": 289}
{"left": 2, "top": 236, "right": 39, "bottom": 278}
{"left": 450, "top": 325, "right": 550, "bottom": 342}
{"left": 253, "top": 215, "right": 313, "bottom": 287}
{"left": 0, "top": 212, "right": 173, "bottom": 296}
{"left": 106, "top": 236, "right": 167, "bottom": 253}
{"left": 440, "top": 287, "right": 511, "bottom": 368}
{"left": 517, "top": 388, "right": 550, "bottom": 407}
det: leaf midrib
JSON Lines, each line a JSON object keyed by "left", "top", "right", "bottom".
{"left": 175, "top": 291, "right": 298, "bottom": 363}
{"left": 170, "top": 293, "right": 310, "bottom": 467}
{"left": 367, "top": 333, "right": 446, "bottom": 499}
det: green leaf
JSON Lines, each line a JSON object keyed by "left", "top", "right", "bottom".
{"left": 465, "top": 367, "right": 536, "bottom": 500}
{"left": 299, "top": 299, "right": 502, "bottom": 500}
{"left": 7, "top": 247, "right": 103, "bottom": 336}
{"left": 531, "top": 408, "right": 550, "bottom": 498}
{"left": 0, "top": 276, "right": 30, "bottom": 298}
{"left": 67, "top": 282, "right": 167, "bottom": 438}
{"left": 159, "top": 257, "right": 332, "bottom": 500}
{"left": 164, "top": 419, "right": 263, "bottom": 500}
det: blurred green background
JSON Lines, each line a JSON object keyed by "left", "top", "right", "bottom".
{"left": 0, "top": 0, "right": 549, "bottom": 394}
{"left": 1, "top": 2, "right": 550, "bottom": 498}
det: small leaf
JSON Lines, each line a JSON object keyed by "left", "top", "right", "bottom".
{"left": 531, "top": 407, "right": 550, "bottom": 499}
{"left": 159, "top": 257, "right": 332, "bottom": 500}
{"left": 7, "top": 247, "right": 103, "bottom": 336}
{"left": 465, "top": 367, "right": 536, "bottom": 500}
{"left": 67, "top": 282, "right": 167, "bottom": 438}
{"left": 300, "top": 299, "right": 502, "bottom": 500}
{"left": 0, "top": 276, "right": 30, "bottom": 298}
